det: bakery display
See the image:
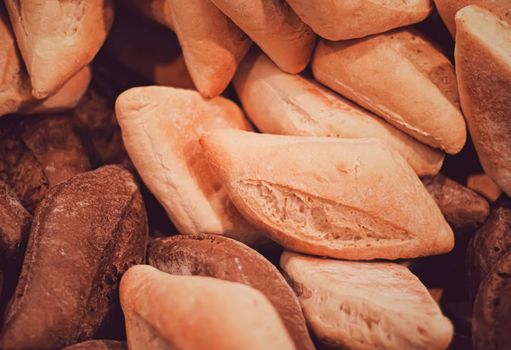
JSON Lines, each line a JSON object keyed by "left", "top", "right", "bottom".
{"left": 0, "top": 1, "right": 508, "bottom": 349}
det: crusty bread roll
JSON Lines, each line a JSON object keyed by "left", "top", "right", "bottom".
{"left": 166, "top": 0, "right": 251, "bottom": 98}
{"left": 123, "top": 0, "right": 174, "bottom": 29}
{"left": 467, "top": 173, "right": 502, "bottom": 202}
{"left": 200, "top": 130, "right": 454, "bottom": 260}
{"left": 280, "top": 251, "right": 453, "bottom": 350}
{"left": 286, "top": 0, "right": 432, "bottom": 40}
{"left": 234, "top": 52, "right": 444, "bottom": 176}
{"left": 104, "top": 9, "right": 194, "bottom": 89}
{"left": 210, "top": 0, "right": 316, "bottom": 74}
{"left": 312, "top": 29, "right": 467, "bottom": 154}
{"left": 434, "top": 0, "right": 510, "bottom": 37}
{"left": 115, "top": 86, "right": 267, "bottom": 247}
{"left": 120, "top": 265, "right": 295, "bottom": 350}
{"left": 455, "top": 6, "right": 511, "bottom": 196}
{"left": 5, "top": 0, "right": 113, "bottom": 99}
{"left": 148, "top": 235, "right": 315, "bottom": 350}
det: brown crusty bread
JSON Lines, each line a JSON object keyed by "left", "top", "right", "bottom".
{"left": 120, "top": 265, "right": 295, "bottom": 350}
{"left": 104, "top": 9, "right": 194, "bottom": 89}
{"left": 148, "top": 234, "right": 314, "bottom": 350}
{"left": 286, "top": 0, "right": 432, "bottom": 40}
{"left": 455, "top": 6, "right": 511, "bottom": 196}
{"left": 115, "top": 86, "right": 267, "bottom": 247}
{"left": 0, "top": 166, "right": 148, "bottom": 350}
{"left": 234, "top": 51, "right": 444, "bottom": 176}
{"left": 166, "top": 0, "right": 251, "bottom": 98}
{"left": 5, "top": 0, "right": 114, "bottom": 99}
{"left": 434, "top": 0, "right": 511, "bottom": 37}
{"left": 123, "top": 0, "right": 174, "bottom": 29}
{"left": 210, "top": 0, "right": 316, "bottom": 74}
{"left": 312, "top": 29, "right": 467, "bottom": 154}
{"left": 0, "top": 7, "right": 91, "bottom": 117}
{"left": 467, "top": 173, "right": 502, "bottom": 202}
{"left": 200, "top": 130, "right": 454, "bottom": 260}
{"left": 281, "top": 251, "right": 453, "bottom": 350}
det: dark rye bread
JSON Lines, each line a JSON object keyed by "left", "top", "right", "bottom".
{"left": 0, "top": 115, "right": 90, "bottom": 212}
{"left": 472, "top": 249, "right": 511, "bottom": 350}
{"left": 467, "top": 195, "right": 511, "bottom": 300}
{"left": 0, "top": 165, "right": 148, "bottom": 350}
{"left": 148, "top": 234, "right": 315, "bottom": 350}
{"left": 422, "top": 174, "right": 490, "bottom": 232}
{"left": 0, "top": 180, "right": 31, "bottom": 261}
{"left": 62, "top": 340, "right": 127, "bottom": 350}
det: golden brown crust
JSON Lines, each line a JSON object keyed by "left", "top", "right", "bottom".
{"left": 286, "top": 0, "right": 432, "bottom": 40}
{"left": 200, "top": 130, "right": 454, "bottom": 260}
{"left": 312, "top": 29, "right": 467, "bottom": 154}
{"left": 455, "top": 6, "right": 511, "bottom": 196}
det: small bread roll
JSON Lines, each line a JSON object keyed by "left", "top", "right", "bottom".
{"left": 210, "top": 0, "right": 316, "bottom": 74}
{"left": 200, "top": 130, "right": 454, "bottom": 260}
{"left": 123, "top": 0, "right": 174, "bottom": 29}
{"left": 286, "top": 0, "right": 432, "bottom": 40}
{"left": 115, "top": 86, "right": 266, "bottom": 247}
{"left": 120, "top": 265, "right": 295, "bottom": 350}
{"left": 434, "top": 0, "right": 511, "bottom": 37}
{"left": 280, "top": 251, "right": 453, "bottom": 350}
{"left": 312, "top": 29, "right": 467, "bottom": 154}
{"left": 5, "top": 0, "right": 113, "bottom": 99}
{"left": 467, "top": 174, "right": 502, "bottom": 202}
{"left": 167, "top": 0, "right": 251, "bottom": 97}
{"left": 234, "top": 52, "right": 444, "bottom": 176}
{"left": 455, "top": 6, "right": 511, "bottom": 196}
{"left": 104, "top": 9, "right": 193, "bottom": 89}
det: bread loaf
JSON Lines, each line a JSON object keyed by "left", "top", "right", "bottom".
{"left": 0, "top": 165, "right": 148, "bottom": 350}
{"left": 200, "top": 130, "right": 454, "bottom": 260}
{"left": 281, "top": 251, "right": 453, "bottom": 350}
{"left": 234, "top": 51, "right": 444, "bottom": 176}
{"left": 148, "top": 234, "right": 314, "bottom": 350}
{"left": 120, "top": 265, "right": 295, "bottom": 350}
{"left": 434, "top": 0, "right": 511, "bottom": 36}
{"left": 455, "top": 6, "right": 511, "bottom": 196}
{"left": 5, "top": 0, "right": 114, "bottom": 98}
{"left": 166, "top": 0, "right": 251, "bottom": 97}
{"left": 210, "top": 0, "right": 315, "bottom": 74}
{"left": 116, "top": 86, "right": 267, "bottom": 247}
{"left": 312, "top": 29, "right": 467, "bottom": 154}
{"left": 286, "top": 0, "right": 432, "bottom": 40}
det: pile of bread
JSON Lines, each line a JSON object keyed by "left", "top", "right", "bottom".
{"left": 0, "top": 0, "right": 510, "bottom": 349}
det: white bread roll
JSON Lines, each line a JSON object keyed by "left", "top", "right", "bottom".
{"left": 120, "top": 265, "right": 295, "bottom": 350}
{"left": 455, "top": 6, "right": 511, "bottom": 196}
{"left": 286, "top": 0, "right": 432, "bottom": 40}
{"left": 280, "top": 251, "right": 453, "bottom": 350}
{"left": 210, "top": 0, "right": 316, "bottom": 74}
{"left": 5, "top": 0, "right": 113, "bottom": 99}
{"left": 234, "top": 52, "right": 444, "bottom": 176}
{"left": 115, "top": 86, "right": 267, "bottom": 248}
{"left": 167, "top": 0, "right": 251, "bottom": 98}
{"left": 200, "top": 130, "right": 454, "bottom": 260}
{"left": 312, "top": 29, "right": 467, "bottom": 154}
{"left": 434, "top": 0, "right": 510, "bottom": 37}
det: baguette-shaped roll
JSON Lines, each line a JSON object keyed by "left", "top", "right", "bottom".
{"left": 312, "top": 29, "right": 467, "bottom": 154}
{"left": 234, "top": 52, "right": 444, "bottom": 176}
{"left": 200, "top": 130, "right": 454, "bottom": 260}
{"left": 120, "top": 265, "right": 295, "bottom": 350}
{"left": 104, "top": 10, "right": 193, "bottom": 89}
{"left": 0, "top": 8, "right": 91, "bottom": 117}
{"left": 434, "top": 0, "right": 510, "bottom": 37}
{"left": 286, "top": 0, "right": 432, "bottom": 40}
{"left": 5, "top": 0, "right": 113, "bottom": 99}
{"left": 167, "top": 0, "right": 251, "bottom": 98}
{"left": 123, "top": 0, "right": 174, "bottom": 29}
{"left": 455, "top": 6, "right": 511, "bottom": 196}
{"left": 115, "top": 86, "right": 266, "bottom": 247}
{"left": 210, "top": 0, "right": 315, "bottom": 74}
{"left": 280, "top": 251, "right": 453, "bottom": 350}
